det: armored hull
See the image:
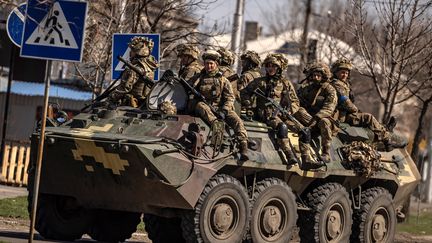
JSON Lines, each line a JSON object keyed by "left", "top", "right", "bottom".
{"left": 28, "top": 78, "right": 420, "bottom": 243}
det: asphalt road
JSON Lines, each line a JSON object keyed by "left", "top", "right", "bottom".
{"left": 0, "top": 185, "right": 27, "bottom": 199}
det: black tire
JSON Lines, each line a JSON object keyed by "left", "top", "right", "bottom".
{"left": 351, "top": 187, "right": 396, "bottom": 243}
{"left": 144, "top": 214, "right": 185, "bottom": 243}
{"left": 298, "top": 182, "right": 352, "bottom": 243}
{"left": 34, "top": 194, "right": 93, "bottom": 241}
{"left": 181, "top": 174, "right": 250, "bottom": 243}
{"left": 89, "top": 209, "right": 141, "bottom": 243}
{"left": 249, "top": 178, "right": 297, "bottom": 243}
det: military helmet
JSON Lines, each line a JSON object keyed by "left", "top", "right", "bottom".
{"left": 202, "top": 50, "right": 221, "bottom": 63}
{"left": 176, "top": 44, "right": 200, "bottom": 60}
{"left": 331, "top": 58, "right": 353, "bottom": 73}
{"left": 240, "top": 50, "right": 261, "bottom": 66}
{"left": 263, "top": 53, "right": 288, "bottom": 70}
{"left": 217, "top": 48, "right": 235, "bottom": 66}
{"left": 128, "top": 36, "right": 154, "bottom": 56}
{"left": 303, "top": 62, "right": 332, "bottom": 81}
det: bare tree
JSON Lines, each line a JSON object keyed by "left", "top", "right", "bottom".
{"left": 74, "top": 0, "right": 218, "bottom": 95}
{"left": 347, "top": 0, "right": 432, "bottom": 124}
{"left": 409, "top": 46, "right": 432, "bottom": 165}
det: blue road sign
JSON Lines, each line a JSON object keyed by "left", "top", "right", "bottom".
{"left": 112, "top": 33, "right": 160, "bottom": 81}
{"left": 6, "top": 3, "right": 26, "bottom": 47}
{"left": 20, "top": 0, "right": 88, "bottom": 62}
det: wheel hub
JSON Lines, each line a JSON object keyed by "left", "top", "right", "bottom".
{"left": 372, "top": 214, "right": 387, "bottom": 241}
{"left": 212, "top": 203, "right": 234, "bottom": 234}
{"left": 327, "top": 210, "right": 341, "bottom": 239}
{"left": 261, "top": 205, "right": 282, "bottom": 235}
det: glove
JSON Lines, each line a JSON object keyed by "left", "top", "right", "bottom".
{"left": 217, "top": 109, "right": 227, "bottom": 120}
{"left": 308, "top": 117, "right": 319, "bottom": 128}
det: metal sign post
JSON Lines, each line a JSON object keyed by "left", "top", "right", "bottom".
{"left": 28, "top": 60, "right": 51, "bottom": 243}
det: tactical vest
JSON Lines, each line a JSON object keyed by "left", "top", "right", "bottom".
{"left": 197, "top": 72, "right": 224, "bottom": 106}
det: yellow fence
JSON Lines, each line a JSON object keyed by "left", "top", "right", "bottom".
{"left": 1, "top": 143, "right": 31, "bottom": 186}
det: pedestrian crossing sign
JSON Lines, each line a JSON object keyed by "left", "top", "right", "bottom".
{"left": 20, "top": 0, "right": 87, "bottom": 62}
{"left": 111, "top": 33, "right": 160, "bottom": 81}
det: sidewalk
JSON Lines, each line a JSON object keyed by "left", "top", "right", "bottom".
{"left": 0, "top": 185, "right": 27, "bottom": 199}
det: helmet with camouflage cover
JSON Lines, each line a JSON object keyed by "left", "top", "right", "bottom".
{"left": 217, "top": 48, "right": 235, "bottom": 66}
{"left": 202, "top": 50, "right": 221, "bottom": 64}
{"left": 303, "top": 62, "right": 332, "bottom": 81}
{"left": 128, "top": 36, "right": 154, "bottom": 56}
{"left": 240, "top": 50, "right": 261, "bottom": 67}
{"left": 176, "top": 44, "right": 200, "bottom": 60}
{"left": 263, "top": 53, "right": 288, "bottom": 70}
{"left": 331, "top": 58, "right": 353, "bottom": 74}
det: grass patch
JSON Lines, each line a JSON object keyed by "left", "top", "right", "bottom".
{"left": 0, "top": 196, "right": 28, "bottom": 218}
{"left": 397, "top": 212, "right": 432, "bottom": 235}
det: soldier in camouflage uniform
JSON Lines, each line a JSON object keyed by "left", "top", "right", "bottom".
{"left": 237, "top": 50, "right": 262, "bottom": 93}
{"left": 193, "top": 50, "right": 249, "bottom": 160}
{"left": 217, "top": 48, "right": 240, "bottom": 97}
{"left": 241, "top": 54, "right": 322, "bottom": 169}
{"left": 331, "top": 58, "right": 407, "bottom": 149}
{"left": 108, "top": 36, "right": 158, "bottom": 108}
{"left": 298, "top": 62, "right": 337, "bottom": 163}
{"left": 176, "top": 44, "right": 203, "bottom": 84}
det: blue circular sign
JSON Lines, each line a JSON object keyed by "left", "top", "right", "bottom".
{"left": 6, "top": 3, "right": 26, "bottom": 47}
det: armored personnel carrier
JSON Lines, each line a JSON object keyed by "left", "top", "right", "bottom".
{"left": 27, "top": 71, "right": 420, "bottom": 243}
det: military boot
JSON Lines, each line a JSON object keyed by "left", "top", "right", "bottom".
{"left": 384, "top": 132, "right": 408, "bottom": 151}
{"left": 299, "top": 141, "right": 324, "bottom": 170}
{"left": 321, "top": 141, "right": 332, "bottom": 163}
{"left": 239, "top": 140, "right": 249, "bottom": 161}
{"left": 278, "top": 139, "right": 298, "bottom": 166}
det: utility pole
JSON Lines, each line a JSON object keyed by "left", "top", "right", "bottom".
{"left": 425, "top": 122, "right": 432, "bottom": 202}
{"left": 231, "top": 0, "right": 245, "bottom": 72}
{"left": 298, "top": 0, "right": 312, "bottom": 81}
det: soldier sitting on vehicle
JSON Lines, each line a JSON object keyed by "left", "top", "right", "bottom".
{"left": 237, "top": 50, "right": 262, "bottom": 97}
{"left": 192, "top": 50, "right": 249, "bottom": 160}
{"left": 330, "top": 58, "right": 407, "bottom": 150}
{"left": 176, "top": 44, "right": 203, "bottom": 85}
{"left": 298, "top": 62, "right": 338, "bottom": 163}
{"left": 107, "top": 36, "right": 158, "bottom": 108}
{"left": 217, "top": 48, "right": 240, "bottom": 97}
{"left": 241, "top": 54, "right": 323, "bottom": 169}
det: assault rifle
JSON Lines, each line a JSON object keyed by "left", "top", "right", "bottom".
{"left": 117, "top": 55, "right": 155, "bottom": 87}
{"left": 227, "top": 73, "right": 239, "bottom": 82}
{"left": 253, "top": 88, "right": 303, "bottom": 128}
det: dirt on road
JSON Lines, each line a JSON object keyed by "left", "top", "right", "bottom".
{"left": 1, "top": 216, "right": 432, "bottom": 243}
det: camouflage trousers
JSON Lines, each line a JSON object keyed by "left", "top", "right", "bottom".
{"left": 345, "top": 112, "right": 389, "bottom": 141}
{"left": 195, "top": 102, "right": 248, "bottom": 142}
{"left": 284, "top": 107, "right": 313, "bottom": 133}
{"left": 317, "top": 118, "right": 334, "bottom": 147}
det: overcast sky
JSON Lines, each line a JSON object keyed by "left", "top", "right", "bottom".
{"left": 195, "top": 0, "right": 288, "bottom": 34}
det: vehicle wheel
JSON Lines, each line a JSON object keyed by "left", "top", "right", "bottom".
{"left": 351, "top": 187, "right": 396, "bottom": 243}
{"left": 34, "top": 194, "right": 93, "bottom": 241}
{"left": 181, "top": 174, "right": 250, "bottom": 243}
{"left": 89, "top": 209, "right": 141, "bottom": 243}
{"left": 250, "top": 178, "right": 297, "bottom": 243}
{"left": 144, "top": 214, "right": 185, "bottom": 243}
{"left": 298, "top": 182, "right": 352, "bottom": 243}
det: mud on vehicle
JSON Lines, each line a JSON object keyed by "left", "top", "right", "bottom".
{"left": 27, "top": 71, "right": 420, "bottom": 243}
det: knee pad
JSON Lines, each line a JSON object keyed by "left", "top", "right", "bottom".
{"left": 299, "top": 127, "right": 311, "bottom": 143}
{"left": 277, "top": 123, "right": 288, "bottom": 139}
